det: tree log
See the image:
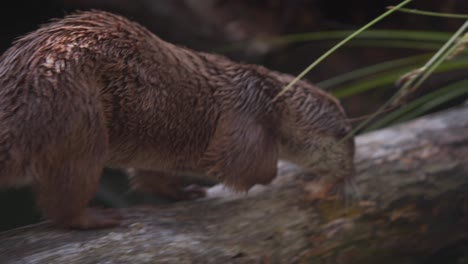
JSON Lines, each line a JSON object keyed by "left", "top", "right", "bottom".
{"left": 0, "top": 104, "right": 467, "bottom": 264}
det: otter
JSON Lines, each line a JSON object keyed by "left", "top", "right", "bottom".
{"left": 0, "top": 10, "right": 354, "bottom": 229}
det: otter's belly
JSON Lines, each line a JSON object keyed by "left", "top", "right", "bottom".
{"left": 105, "top": 126, "right": 211, "bottom": 173}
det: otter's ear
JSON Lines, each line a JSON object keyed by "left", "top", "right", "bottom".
{"left": 201, "top": 113, "right": 278, "bottom": 191}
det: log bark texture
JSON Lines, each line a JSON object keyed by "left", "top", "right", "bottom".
{"left": 0, "top": 104, "right": 467, "bottom": 264}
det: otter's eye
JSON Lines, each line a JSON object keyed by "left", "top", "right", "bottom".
{"left": 338, "top": 126, "right": 351, "bottom": 138}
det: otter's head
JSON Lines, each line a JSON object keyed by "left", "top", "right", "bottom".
{"left": 270, "top": 73, "right": 355, "bottom": 182}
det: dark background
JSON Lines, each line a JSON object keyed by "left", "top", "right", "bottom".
{"left": 0, "top": 0, "right": 467, "bottom": 262}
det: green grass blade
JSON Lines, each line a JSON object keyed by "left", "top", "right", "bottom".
{"left": 343, "top": 40, "right": 446, "bottom": 50}
{"left": 332, "top": 59, "right": 468, "bottom": 98}
{"left": 216, "top": 30, "right": 451, "bottom": 53}
{"left": 365, "top": 79, "right": 468, "bottom": 130}
{"left": 274, "top": 0, "right": 413, "bottom": 100}
{"left": 271, "top": 30, "right": 450, "bottom": 45}
{"left": 390, "top": 7, "right": 468, "bottom": 19}
{"left": 317, "top": 54, "right": 430, "bottom": 89}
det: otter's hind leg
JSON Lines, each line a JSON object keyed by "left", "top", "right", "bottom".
{"left": 31, "top": 88, "right": 119, "bottom": 229}
{"left": 34, "top": 157, "right": 120, "bottom": 229}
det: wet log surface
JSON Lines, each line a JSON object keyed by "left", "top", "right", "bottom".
{"left": 0, "top": 104, "right": 467, "bottom": 264}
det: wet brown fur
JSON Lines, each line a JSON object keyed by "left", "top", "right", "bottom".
{"left": 0, "top": 10, "right": 354, "bottom": 228}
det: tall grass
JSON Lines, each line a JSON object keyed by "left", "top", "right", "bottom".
{"left": 268, "top": 1, "right": 468, "bottom": 135}
{"left": 217, "top": 2, "right": 468, "bottom": 133}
